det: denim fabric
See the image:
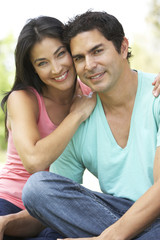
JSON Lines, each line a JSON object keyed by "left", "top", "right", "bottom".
{"left": 22, "top": 171, "right": 160, "bottom": 239}
{"left": 0, "top": 198, "right": 60, "bottom": 240}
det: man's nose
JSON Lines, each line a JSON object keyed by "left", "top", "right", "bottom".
{"left": 84, "top": 56, "right": 96, "bottom": 71}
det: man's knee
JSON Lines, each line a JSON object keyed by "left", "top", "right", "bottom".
{"left": 22, "top": 171, "right": 49, "bottom": 207}
{"left": 22, "top": 171, "right": 77, "bottom": 209}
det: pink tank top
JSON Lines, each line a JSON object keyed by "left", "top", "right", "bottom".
{"left": 0, "top": 81, "right": 91, "bottom": 209}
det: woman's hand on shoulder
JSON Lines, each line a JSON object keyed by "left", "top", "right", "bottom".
{"left": 152, "top": 72, "right": 160, "bottom": 97}
{"left": 70, "top": 91, "right": 97, "bottom": 123}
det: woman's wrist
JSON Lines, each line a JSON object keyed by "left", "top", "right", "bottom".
{"left": 0, "top": 215, "right": 10, "bottom": 234}
{"left": 68, "top": 110, "right": 87, "bottom": 125}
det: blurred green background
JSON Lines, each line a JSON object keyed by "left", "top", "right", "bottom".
{"left": 0, "top": 0, "right": 160, "bottom": 167}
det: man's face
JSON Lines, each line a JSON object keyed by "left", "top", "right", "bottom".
{"left": 70, "top": 29, "right": 127, "bottom": 93}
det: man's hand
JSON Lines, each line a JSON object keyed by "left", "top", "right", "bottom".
{"left": 58, "top": 238, "right": 97, "bottom": 240}
{"left": 57, "top": 225, "right": 124, "bottom": 240}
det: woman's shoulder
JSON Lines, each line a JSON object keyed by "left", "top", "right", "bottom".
{"left": 6, "top": 88, "right": 40, "bottom": 129}
{"left": 7, "top": 88, "right": 39, "bottom": 112}
{"left": 77, "top": 78, "right": 91, "bottom": 95}
{"left": 8, "top": 88, "right": 38, "bottom": 102}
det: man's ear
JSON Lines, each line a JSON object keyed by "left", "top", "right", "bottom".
{"left": 121, "top": 37, "right": 129, "bottom": 59}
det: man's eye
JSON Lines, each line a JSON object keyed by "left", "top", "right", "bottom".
{"left": 74, "top": 56, "right": 83, "bottom": 62}
{"left": 94, "top": 49, "right": 103, "bottom": 54}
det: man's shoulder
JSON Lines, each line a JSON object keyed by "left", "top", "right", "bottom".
{"left": 138, "top": 70, "right": 157, "bottom": 83}
{"left": 137, "top": 71, "right": 157, "bottom": 98}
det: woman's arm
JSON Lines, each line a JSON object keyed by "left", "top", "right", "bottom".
{"left": 7, "top": 89, "right": 96, "bottom": 173}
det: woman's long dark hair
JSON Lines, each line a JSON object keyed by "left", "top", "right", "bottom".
{"left": 1, "top": 16, "right": 65, "bottom": 137}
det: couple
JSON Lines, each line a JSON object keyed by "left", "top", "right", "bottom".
{"left": 1, "top": 10, "right": 160, "bottom": 240}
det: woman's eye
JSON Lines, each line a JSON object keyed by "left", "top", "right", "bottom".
{"left": 38, "top": 61, "right": 47, "bottom": 67}
{"left": 58, "top": 50, "right": 66, "bottom": 57}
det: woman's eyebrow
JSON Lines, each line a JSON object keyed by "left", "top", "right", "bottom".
{"left": 34, "top": 46, "right": 66, "bottom": 64}
{"left": 54, "top": 45, "right": 66, "bottom": 55}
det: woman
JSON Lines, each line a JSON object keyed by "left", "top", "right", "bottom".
{"left": 0, "top": 16, "right": 96, "bottom": 239}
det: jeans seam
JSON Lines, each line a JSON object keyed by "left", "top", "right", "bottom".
{"left": 74, "top": 184, "right": 119, "bottom": 221}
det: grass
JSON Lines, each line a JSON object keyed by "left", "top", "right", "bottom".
{"left": 0, "top": 150, "right": 6, "bottom": 168}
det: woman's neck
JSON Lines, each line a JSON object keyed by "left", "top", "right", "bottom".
{"left": 42, "top": 84, "right": 76, "bottom": 106}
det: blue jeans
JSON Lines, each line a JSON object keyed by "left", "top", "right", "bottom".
{"left": 0, "top": 198, "right": 60, "bottom": 240}
{"left": 22, "top": 171, "right": 160, "bottom": 239}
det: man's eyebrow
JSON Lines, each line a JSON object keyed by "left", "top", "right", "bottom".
{"left": 72, "top": 54, "right": 83, "bottom": 59}
{"left": 72, "top": 43, "right": 103, "bottom": 59}
{"left": 88, "top": 44, "right": 103, "bottom": 53}
{"left": 34, "top": 46, "right": 66, "bottom": 63}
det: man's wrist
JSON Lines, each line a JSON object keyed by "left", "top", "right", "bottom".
{"left": 101, "top": 220, "right": 129, "bottom": 240}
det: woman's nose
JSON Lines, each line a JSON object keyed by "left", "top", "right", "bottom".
{"left": 51, "top": 61, "right": 62, "bottom": 74}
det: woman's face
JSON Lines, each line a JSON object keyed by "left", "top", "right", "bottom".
{"left": 30, "top": 37, "right": 76, "bottom": 91}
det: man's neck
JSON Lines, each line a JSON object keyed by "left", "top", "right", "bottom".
{"left": 98, "top": 69, "right": 138, "bottom": 149}
{"left": 99, "top": 69, "right": 138, "bottom": 112}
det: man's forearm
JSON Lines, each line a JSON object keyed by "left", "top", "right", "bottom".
{"left": 101, "top": 179, "right": 160, "bottom": 240}
{"left": 2, "top": 210, "right": 45, "bottom": 237}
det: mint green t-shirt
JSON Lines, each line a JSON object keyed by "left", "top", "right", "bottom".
{"left": 50, "top": 71, "right": 160, "bottom": 201}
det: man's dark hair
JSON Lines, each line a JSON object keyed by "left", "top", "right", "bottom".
{"left": 64, "top": 10, "right": 132, "bottom": 60}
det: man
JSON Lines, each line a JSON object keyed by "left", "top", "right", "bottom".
{"left": 3, "top": 11, "right": 160, "bottom": 239}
